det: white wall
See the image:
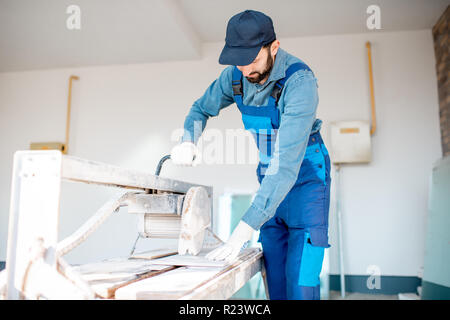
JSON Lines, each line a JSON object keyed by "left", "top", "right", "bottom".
{"left": 0, "top": 29, "right": 441, "bottom": 277}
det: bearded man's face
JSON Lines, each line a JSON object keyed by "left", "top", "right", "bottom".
{"left": 237, "top": 45, "right": 275, "bottom": 84}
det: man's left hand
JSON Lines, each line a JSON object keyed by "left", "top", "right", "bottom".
{"left": 205, "top": 221, "right": 254, "bottom": 263}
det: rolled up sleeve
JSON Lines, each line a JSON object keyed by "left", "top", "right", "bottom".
{"left": 241, "top": 71, "right": 319, "bottom": 230}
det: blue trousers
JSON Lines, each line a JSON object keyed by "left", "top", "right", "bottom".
{"left": 258, "top": 131, "right": 331, "bottom": 300}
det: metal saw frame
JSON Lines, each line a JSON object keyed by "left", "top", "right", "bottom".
{"left": 1, "top": 150, "right": 215, "bottom": 299}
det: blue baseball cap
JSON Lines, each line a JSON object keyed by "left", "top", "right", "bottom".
{"left": 219, "top": 10, "right": 276, "bottom": 66}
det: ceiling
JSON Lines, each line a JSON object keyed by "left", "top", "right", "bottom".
{"left": 0, "top": 0, "right": 448, "bottom": 72}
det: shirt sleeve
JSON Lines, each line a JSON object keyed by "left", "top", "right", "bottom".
{"left": 182, "top": 66, "right": 235, "bottom": 144}
{"left": 241, "top": 71, "right": 319, "bottom": 230}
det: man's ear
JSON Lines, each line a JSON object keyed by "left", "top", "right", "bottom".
{"left": 271, "top": 40, "right": 280, "bottom": 56}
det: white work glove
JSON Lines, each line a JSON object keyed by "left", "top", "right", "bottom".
{"left": 170, "top": 142, "right": 199, "bottom": 166}
{"left": 206, "top": 221, "right": 254, "bottom": 263}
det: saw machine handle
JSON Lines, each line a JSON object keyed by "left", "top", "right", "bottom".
{"left": 155, "top": 152, "right": 198, "bottom": 176}
{"left": 155, "top": 155, "right": 171, "bottom": 176}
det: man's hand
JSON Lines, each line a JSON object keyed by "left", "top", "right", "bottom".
{"left": 206, "top": 221, "right": 254, "bottom": 263}
{"left": 170, "top": 142, "right": 199, "bottom": 166}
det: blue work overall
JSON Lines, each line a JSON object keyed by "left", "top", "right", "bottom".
{"left": 232, "top": 63, "right": 331, "bottom": 300}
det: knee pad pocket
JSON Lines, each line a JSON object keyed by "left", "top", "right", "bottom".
{"left": 298, "top": 232, "right": 326, "bottom": 287}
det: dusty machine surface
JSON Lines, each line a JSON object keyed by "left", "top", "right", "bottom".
{"left": 0, "top": 151, "right": 264, "bottom": 300}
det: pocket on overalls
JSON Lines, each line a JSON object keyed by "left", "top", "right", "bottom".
{"left": 299, "top": 143, "right": 327, "bottom": 184}
{"left": 242, "top": 114, "right": 276, "bottom": 166}
{"left": 298, "top": 229, "right": 330, "bottom": 287}
{"left": 241, "top": 114, "right": 273, "bottom": 132}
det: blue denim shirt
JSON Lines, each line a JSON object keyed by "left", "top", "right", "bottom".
{"left": 182, "top": 48, "right": 320, "bottom": 230}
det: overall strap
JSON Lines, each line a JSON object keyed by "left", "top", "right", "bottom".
{"left": 265, "top": 62, "right": 312, "bottom": 127}
{"left": 232, "top": 67, "right": 244, "bottom": 107}
{"left": 267, "top": 62, "right": 312, "bottom": 107}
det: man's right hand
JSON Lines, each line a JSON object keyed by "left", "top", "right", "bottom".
{"left": 170, "top": 142, "right": 199, "bottom": 166}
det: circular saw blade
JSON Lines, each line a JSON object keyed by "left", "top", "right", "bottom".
{"left": 178, "top": 186, "right": 211, "bottom": 256}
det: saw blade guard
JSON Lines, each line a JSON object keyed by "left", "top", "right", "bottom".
{"left": 178, "top": 186, "right": 211, "bottom": 255}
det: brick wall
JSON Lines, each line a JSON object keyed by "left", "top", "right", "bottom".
{"left": 433, "top": 5, "right": 450, "bottom": 157}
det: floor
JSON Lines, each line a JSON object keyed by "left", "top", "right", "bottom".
{"left": 231, "top": 290, "right": 402, "bottom": 300}
{"left": 328, "top": 290, "right": 399, "bottom": 300}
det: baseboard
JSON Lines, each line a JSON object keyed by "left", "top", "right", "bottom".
{"left": 421, "top": 280, "right": 450, "bottom": 300}
{"left": 329, "top": 274, "right": 421, "bottom": 295}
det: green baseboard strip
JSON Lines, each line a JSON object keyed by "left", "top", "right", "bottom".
{"left": 421, "top": 280, "right": 450, "bottom": 300}
{"left": 329, "top": 274, "right": 421, "bottom": 295}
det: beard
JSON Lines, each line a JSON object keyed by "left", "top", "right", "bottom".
{"left": 245, "top": 51, "right": 274, "bottom": 84}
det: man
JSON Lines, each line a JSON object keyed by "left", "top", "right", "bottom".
{"left": 171, "top": 10, "right": 331, "bottom": 300}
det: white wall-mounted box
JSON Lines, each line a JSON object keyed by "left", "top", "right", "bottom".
{"left": 329, "top": 120, "right": 372, "bottom": 164}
